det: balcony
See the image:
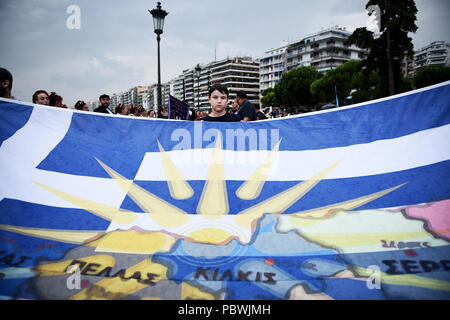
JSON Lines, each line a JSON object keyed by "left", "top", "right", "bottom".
{"left": 211, "top": 63, "right": 259, "bottom": 72}
{"left": 429, "top": 52, "right": 447, "bottom": 58}
{"left": 428, "top": 59, "right": 447, "bottom": 65}
{"left": 311, "top": 53, "right": 350, "bottom": 63}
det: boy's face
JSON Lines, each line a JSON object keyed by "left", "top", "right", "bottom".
{"left": 208, "top": 90, "right": 228, "bottom": 114}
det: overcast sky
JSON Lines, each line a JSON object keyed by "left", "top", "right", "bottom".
{"left": 1, "top": 0, "right": 449, "bottom": 107}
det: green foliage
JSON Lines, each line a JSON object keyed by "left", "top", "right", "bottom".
{"left": 273, "top": 66, "right": 321, "bottom": 112}
{"left": 350, "top": 69, "right": 381, "bottom": 103}
{"left": 413, "top": 66, "right": 450, "bottom": 89}
{"left": 349, "top": 0, "right": 418, "bottom": 97}
{"left": 399, "top": 76, "right": 413, "bottom": 93}
{"left": 260, "top": 87, "right": 279, "bottom": 108}
{"left": 310, "top": 60, "right": 361, "bottom": 105}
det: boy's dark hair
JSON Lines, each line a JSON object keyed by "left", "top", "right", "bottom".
{"left": 208, "top": 83, "right": 229, "bottom": 98}
{"left": 236, "top": 91, "right": 247, "bottom": 99}
{"left": 99, "top": 94, "right": 110, "bottom": 100}
{"left": 0, "top": 67, "right": 13, "bottom": 90}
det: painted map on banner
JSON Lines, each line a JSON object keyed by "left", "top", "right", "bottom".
{"left": 0, "top": 82, "right": 449, "bottom": 300}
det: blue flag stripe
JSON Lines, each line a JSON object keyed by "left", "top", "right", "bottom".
{"left": 25, "top": 82, "right": 449, "bottom": 179}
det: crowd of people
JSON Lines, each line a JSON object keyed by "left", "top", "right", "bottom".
{"left": 1, "top": 67, "right": 291, "bottom": 122}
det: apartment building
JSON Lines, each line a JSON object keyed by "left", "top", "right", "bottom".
{"left": 171, "top": 66, "right": 209, "bottom": 108}
{"left": 413, "top": 41, "right": 450, "bottom": 72}
{"left": 110, "top": 91, "right": 131, "bottom": 108}
{"left": 285, "top": 26, "right": 367, "bottom": 73}
{"left": 145, "top": 83, "right": 171, "bottom": 111}
{"left": 106, "top": 84, "right": 171, "bottom": 113}
{"left": 171, "top": 57, "right": 260, "bottom": 110}
{"left": 211, "top": 57, "right": 260, "bottom": 106}
{"left": 259, "top": 43, "right": 288, "bottom": 95}
{"left": 259, "top": 26, "right": 368, "bottom": 98}
{"left": 132, "top": 86, "right": 150, "bottom": 107}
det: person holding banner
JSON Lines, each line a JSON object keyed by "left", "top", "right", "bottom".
{"left": 137, "top": 106, "right": 147, "bottom": 117}
{"left": 94, "top": 94, "right": 113, "bottom": 114}
{"left": 199, "top": 84, "right": 241, "bottom": 122}
{"left": 32, "top": 90, "right": 50, "bottom": 105}
{"left": 115, "top": 103, "right": 128, "bottom": 115}
{"left": 49, "top": 91, "right": 67, "bottom": 108}
{"left": 235, "top": 91, "right": 256, "bottom": 122}
{"left": 0, "top": 67, "right": 15, "bottom": 100}
{"left": 74, "top": 100, "right": 89, "bottom": 111}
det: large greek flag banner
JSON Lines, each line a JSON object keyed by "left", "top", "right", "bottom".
{"left": 0, "top": 82, "right": 449, "bottom": 300}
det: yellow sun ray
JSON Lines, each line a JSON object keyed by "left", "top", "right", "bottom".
{"left": 90, "top": 230, "right": 176, "bottom": 254}
{"left": 186, "top": 228, "right": 235, "bottom": 245}
{"left": 95, "top": 158, "right": 189, "bottom": 228}
{"left": 33, "top": 181, "right": 138, "bottom": 225}
{"left": 196, "top": 132, "right": 229, "bottom": 217}
{"left": 157, "top": 140, "right": 194, "bottom": 200}
{"left": 0, "top": 224, "right": 101, "bottom": 244}
{"left": 69, "top": 257, "right": 168, "bottom": 300}
{"left": 353, "top": 266, "right": 450, "bottom": 292}
{"left": 235, "top": 139, "right": 282, "bottom": 200}
{"left": 288, "top": 183, "right": 407, "bottom": 219}
{"left": 234, "top": 159, "right": 342, "bottom": 228}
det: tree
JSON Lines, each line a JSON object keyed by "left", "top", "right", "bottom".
{"left": 349, "top": 0, "right": 418, "bottom": 97}
{"left": 350, "top": 69, "right": 381, "bottom": 103}
{"left": 413, "top": 66, "right": 450, "bottom": 89}
{"left": 260, "top": 87, "right": 279, "bottom": 108}
{"left": 310, "top": 60, "right": 362, "bottom": 106}
{"left": 273, "top": 66, "right": 321, "bottom": 112}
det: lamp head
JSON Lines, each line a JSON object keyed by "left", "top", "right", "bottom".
{"left": 149, "top": 2, "right": 168, "bottom": 35}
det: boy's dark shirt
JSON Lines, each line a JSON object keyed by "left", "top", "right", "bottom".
{"left": 199, "top": 112, "right": 241, "bottom": 122}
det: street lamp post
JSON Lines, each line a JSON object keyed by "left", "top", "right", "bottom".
{"left": 149, "top": 2, "right": 168, "bottom": 110}
{"left": 195, "top": 64, "right": 201, "bottom": 109}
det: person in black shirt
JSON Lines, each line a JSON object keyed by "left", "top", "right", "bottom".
{"left": 236, "top": 91, "right": 257, "bottom": 122}
{"left": 94, "top": 94, "right": 113, "bottom": 114}
{"left": 199, "top": 84, "right": 241, "bottom": 122}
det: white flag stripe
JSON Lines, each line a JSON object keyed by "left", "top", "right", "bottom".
{"left": 0, "top": 168, "right": 129, "bottom": 209}
{"left": 0, "top": 112, "right": 448, "bottom": 210}
{"left": 0, "top": 107, "right": 128, "bottom": 208}
{"left": 0, "top": 106, "right": 73, "bottom": 168}
{"left": 135, "top": 123, "right": 450, "bottom": 181}
{"left": 0, "top": 107, "right": 73, "bottom": 203}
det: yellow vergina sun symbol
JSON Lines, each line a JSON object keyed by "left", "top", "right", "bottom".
{"left": 4, "top": 133, "right": 449, "bottom": 297}
{"left": 0, "top": 132, "right": 406, "bottom": 253}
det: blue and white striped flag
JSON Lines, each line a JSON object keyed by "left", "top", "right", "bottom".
{"left": 0, "top": 81, "right": 449, "bottom": 300}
